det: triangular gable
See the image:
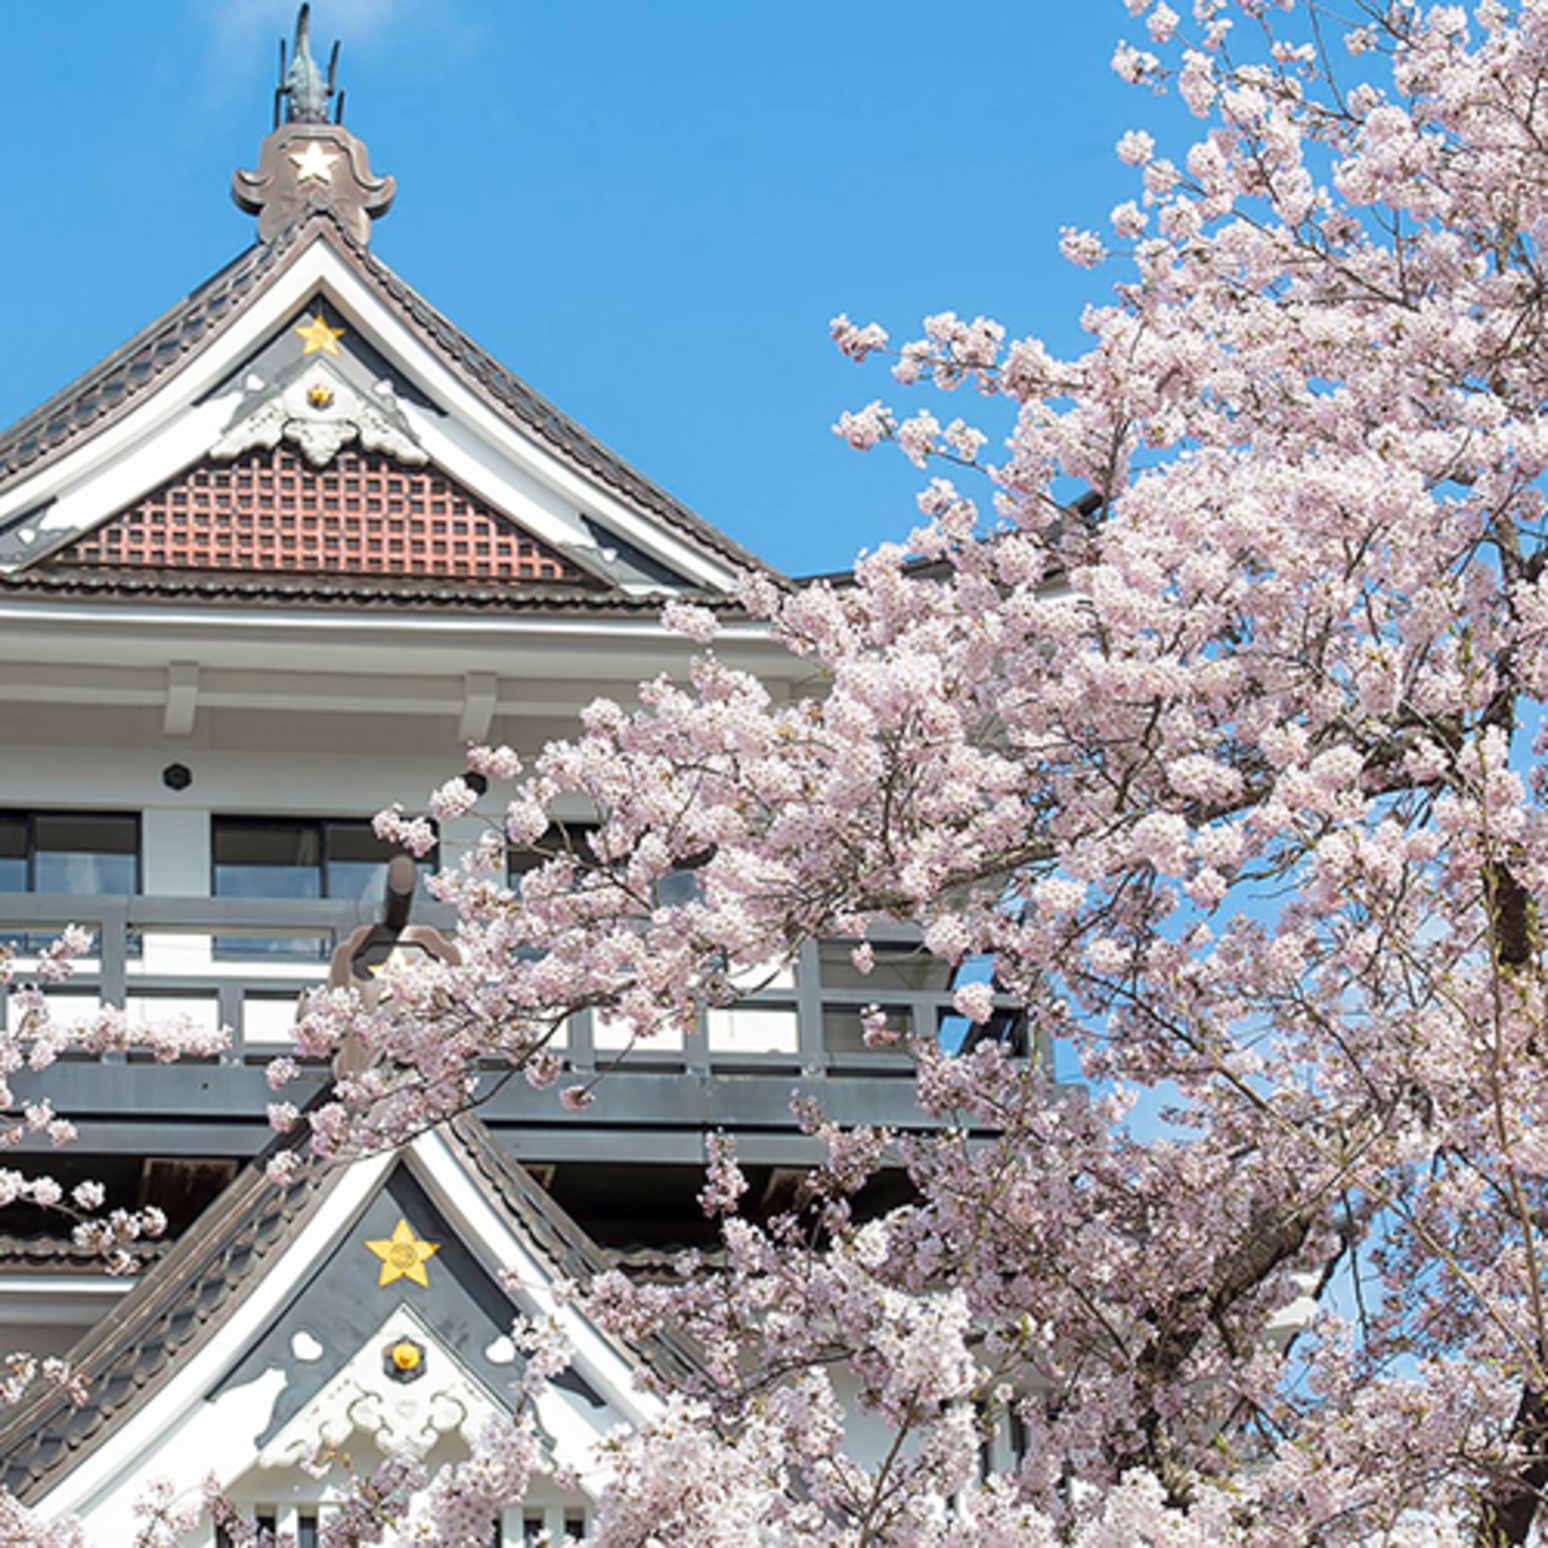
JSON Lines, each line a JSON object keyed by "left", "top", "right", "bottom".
{"left": 0, "top": 220, "right": 777, "bottom": 600}
{"left": 0, "top": 1116, "right": 684, "bottom": 1544}
{"left": 41, "top": 446, "right": 603, "bottom": 589}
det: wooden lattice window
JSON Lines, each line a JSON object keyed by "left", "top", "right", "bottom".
{"left": 56, "top": 446, "right": 589, "bottom": 584}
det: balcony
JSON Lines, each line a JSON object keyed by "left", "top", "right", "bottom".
{"left": 1, "top": 894, "right": 1030, "bottom": 1165}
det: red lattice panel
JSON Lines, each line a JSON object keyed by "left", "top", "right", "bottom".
{"left": 55, "top": 446, "right": 588, "bottom": 584}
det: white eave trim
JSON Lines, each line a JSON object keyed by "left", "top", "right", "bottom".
{"left": 36, "top": 1151, "right": 397, "bottom": 1521}
{"left": 404, "top": 1130, "right": 663, "bottom": 1428}
{"left": 0, "top": 235, "right": 751, "bottom": 596}
{"left": 40, "top": 1136, "right": 666, "bottom": 1526}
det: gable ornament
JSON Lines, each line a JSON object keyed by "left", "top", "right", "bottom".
{"left": 212, "top": 358, "right": 427, "bottom": 469}
{"left": 257, "top": 1308, "right": 504, "bottom": 1467}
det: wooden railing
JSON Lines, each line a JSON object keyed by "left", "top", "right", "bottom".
{"left": 0, "top": 894, "right": 1032, "bottom": 1155}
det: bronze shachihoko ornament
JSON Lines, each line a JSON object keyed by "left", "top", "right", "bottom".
{"left": 232, "top": 5, "right": 395, "bottom": 245}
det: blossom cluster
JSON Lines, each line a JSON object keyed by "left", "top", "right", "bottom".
{"left": 303, "top": 2, "right": 1548, "bottom": 1539}
{"left": 24, "top": 1, "right": 1548, "bottom": 1544}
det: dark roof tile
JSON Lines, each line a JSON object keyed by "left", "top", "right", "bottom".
{"left": 0, "top": 1110, "right": 699, "bottom": 1503}
{"left": 0, "top": 233, "right": 305, "bottom": 490}
{"left": 0, "top": 215, "right": 779, "bottom": 584}
{"left": 0, "top": 1120, "right": 324, "bottom": 1503}
{"left": 0, "top": 1236, "right": 166, "bottom": 1273}
{"left": 0, "top": 564, "right": 730, "bottom": 616}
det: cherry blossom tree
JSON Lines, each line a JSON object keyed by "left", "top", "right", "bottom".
{"left": 359, "top": 2, "right": 1548, "bottom": 1541}
{"left": 18, "top": 0, "right": 1548, "bottom": 1543}
{"left": 0, "top": 932, "right": 224, "bottom": 1424}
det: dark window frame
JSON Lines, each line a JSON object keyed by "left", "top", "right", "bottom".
{"left": 211, "top": 815, "right": 438, "bottom": 901}
{"left": 211, "top": 815, "right": 437, "bottom": 962}
{"left": 507, "top": 820, "right": 600, "bottom": 879}
{"left": 0, "top": 809, "right": 141, "bottom": 896}
{"left": 508, "top": 822, "right": 706, "bottom": 907}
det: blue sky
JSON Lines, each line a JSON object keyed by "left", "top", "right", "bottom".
{"left": 0, "top": 2, "right": 1179, "bottom": 576}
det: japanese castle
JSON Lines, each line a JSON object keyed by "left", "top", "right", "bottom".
{"left": 0, "top": 12, "right": 995, "bottom": 1542}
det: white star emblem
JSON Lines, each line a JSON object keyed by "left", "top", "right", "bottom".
{"left": 290, "top": 143, "right": 339, "bottom": 185}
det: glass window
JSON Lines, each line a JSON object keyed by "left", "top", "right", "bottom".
{"left": 0, "top": 811, "right": 139, "bottom": 957}
{"left": 33, "top": 814, "right": 139, "bottom": 895}
{"left": 0, "top": 814, "right": 28, "bottom": 894}
{"left": 327, "top": 820, "right": 402, "bottom": 900}
{"left": 213, "top": 819, "right": 323, "bottom": 900}
{"left": 510, "top": 823, "right": 706, "bottom": 908}
{"left": 0, "top": 811, "right": 139, "bottom": 895}
{"left": 508, "top": 821, "right": 599, "bottom": 878}
{"left": 212, "top": 817, "right": 434, "bottom": 960}
{"left": 213, "top": 818, "right": 427, "bottom": 901}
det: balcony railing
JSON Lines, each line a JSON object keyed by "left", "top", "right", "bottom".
{"left": 0, "top": 893, "right": 1032, "bottom": 1158}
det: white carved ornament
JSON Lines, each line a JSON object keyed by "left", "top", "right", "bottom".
{"left": 256, "top": 1305, "right": 505, "bottom": 1468}
{"left": 212, "top": 362, "right": 428, "bottom": 469}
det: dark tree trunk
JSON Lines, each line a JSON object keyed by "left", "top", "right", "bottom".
{"left": 1476, "top": 1380, "right": 1548, "bottom": 1548}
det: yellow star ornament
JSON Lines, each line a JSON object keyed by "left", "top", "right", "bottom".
{"left": 295, "top": 312, "right": 345, "bottom": 356}
{"left": 365, "top": 1218, "right": 441, "bottom": 1288}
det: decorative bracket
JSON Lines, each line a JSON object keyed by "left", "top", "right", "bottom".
{"left": 164, "top": 661, "right": 199, "bottom": 738}
{"left": 459, "top": 673, "right": 499, "bottom": 743}
{"left": 212, "top": 359, "right": 427, "bottom": 469}
{"left": 257, "top": 1305, "right": 505, "bottom": 1467}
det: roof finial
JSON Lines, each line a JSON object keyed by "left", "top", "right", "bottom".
{"left": 276, "top": 5, "right": 343, "bottom": 128}
{"left": 234, "top": 4, "right": 394, "bottom": 245}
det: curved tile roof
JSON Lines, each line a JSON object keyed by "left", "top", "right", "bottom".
{"left": 0, "top": 212, "right": 778, "bottom": 586}
{"left": 0, "top": 564, "right": 731, "bottom": 613}
{"left": 0, "top": 1112, "right": 697, "bottom": 1506}
{"left": 0, "top": 235, "right": 317, "bottom": 492}
{"left": 0, "top": 1122, "right": 323, "bottom": 1505}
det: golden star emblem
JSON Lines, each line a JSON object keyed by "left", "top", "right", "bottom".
{"left": 365, "top": 1218, "right": 441, "bottom": 1288}
{"left": 295, "top": 313, "right": 346, "bottom": 356}
{"left": 290, "top": 142, "right": 339, "bottom": 184}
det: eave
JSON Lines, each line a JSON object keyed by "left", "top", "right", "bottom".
{"left": 0, "top": 215, "right": 782, "bottom": 599}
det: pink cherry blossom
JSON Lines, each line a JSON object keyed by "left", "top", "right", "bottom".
{"left": 22, "top": 4, "right": 1548, "bottom": 1544}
